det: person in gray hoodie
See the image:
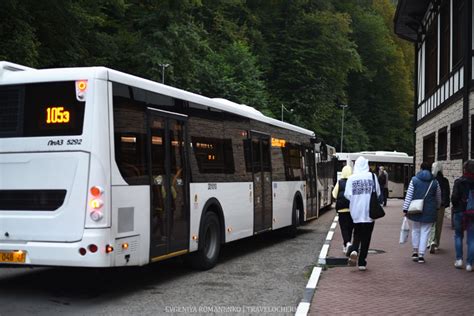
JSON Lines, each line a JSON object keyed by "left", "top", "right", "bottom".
{"left": 344, "top": 156, "right": 382, "bottom": 271}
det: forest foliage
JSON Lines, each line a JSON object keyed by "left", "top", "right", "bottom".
{"left": 0, "top": 0, "right": 414, "bottom": 153}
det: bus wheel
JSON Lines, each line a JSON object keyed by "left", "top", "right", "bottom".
{"left": 286, "top": 198, "right": 300, "bottom": 238}
{"left": 190, "top": 212, "right": 221, "bottom": 270}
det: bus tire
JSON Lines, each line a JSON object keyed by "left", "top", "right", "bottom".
{"left": 286, "top": 197, "right": 302, "bottom": 238}
{"left": 190, "top": 211, "right": 221, "bottom": 270}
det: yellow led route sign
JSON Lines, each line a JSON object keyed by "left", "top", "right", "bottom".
{"left": 46, "top": 106, "right": 70, "bottom": 124}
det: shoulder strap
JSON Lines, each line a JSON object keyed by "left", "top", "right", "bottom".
{"left": 338, "top": 178, "right": 346, "bottom": 191}
{"left": 371, "top": 173, "right": 376, "bottom": 192}
{"left": 423, "top": 180, "right": 433, "bottom": 199}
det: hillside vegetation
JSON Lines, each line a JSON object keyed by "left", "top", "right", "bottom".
{"left": 0, "top": 0, "right": 413, "bottom": 153}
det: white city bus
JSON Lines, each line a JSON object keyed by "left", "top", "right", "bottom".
{"left": 0, "top": 61, "right": 334, "bottom": 269}
{"left": 336, "top": 151, "right": 414, "bottom": 198}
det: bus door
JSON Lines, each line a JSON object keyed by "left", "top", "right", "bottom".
{"left": 250, "top": 132, "right": 272, "bottom": 233}
{"left": 304, "top": 146, "right": 317, "bottom": 219}
{"left": 148, "top": 109, "right": 189, "bottom": 259}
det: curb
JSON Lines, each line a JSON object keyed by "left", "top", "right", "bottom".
{"left": 295, "top": 214, "right": 339, "bottom": 316}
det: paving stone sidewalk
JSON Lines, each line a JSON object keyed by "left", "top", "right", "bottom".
{"left": 309, "top": 199, "right": 474, "bottom": 315}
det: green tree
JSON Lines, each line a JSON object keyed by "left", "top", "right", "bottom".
{"left": 337, "top": 0, "right": 414, "bottom": 153}
{"left": 0, "top": 0, "right": 39, "bottom": 66}
{"left": 252, "top": 2, "right": 364, "bottom": 149}
{"left": 0, "top": 0, "right": 414, "bottom": 153}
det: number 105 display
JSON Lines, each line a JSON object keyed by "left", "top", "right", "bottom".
{"left": 46, "top": 106, "right": 70, "bottom": 124}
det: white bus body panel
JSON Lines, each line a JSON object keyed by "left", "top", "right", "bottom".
{"left": 0, "top": 152, "right": 89, "bottom": 242}
{"left": 0, "top": 229, "right": 113, "bottom": 267}
{"left": 388, "top": 181, "right": 404, "bottom": 198}
{"left": 111, "top": 185, "right": 150, "bottom": 266}
{"left": 272, "top": 181, "right": 305, "bottom": 229}
{"left": 189, "top": 182, "right": 253, "bottom": 252}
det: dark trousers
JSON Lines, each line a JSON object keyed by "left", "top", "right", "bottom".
{"left": 383, "top": 188, "right": 389, "bottom": 206}
{"left": 338, "top": 212, "right": 354, "bottom": 246}
{"left": 348, "top": 222, "right": 375, "bottom": 266}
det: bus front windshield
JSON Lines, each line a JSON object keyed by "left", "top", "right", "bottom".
{"left": 0, "top": 81, "right": 86, "bottom": 138}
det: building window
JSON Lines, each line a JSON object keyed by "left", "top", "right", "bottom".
{"left": 425, "top": 18, "right": 438, "bottom": 95}
{"left": 423, "top": 133, "right": 436, "bottom": 165}
{"left": 450, "top": 120, "right": 463, "bottom": 160}
{"left": 439, "top": 1, "right": 450, "bottom": 81}
{"left": 192, "top": 137, "right": 235, "bottom": 174}
{"left": 437, "top": 127, "right": 448, "bottom": 160}
{"left": 452, "top": 0, "right": 465, "bottom": 67}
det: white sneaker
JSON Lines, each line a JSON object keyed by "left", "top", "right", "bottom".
{"left": 358, "top": 266, "right": 367, "bottom": 271}
{"left": 455, "top": 259, "right": 463, "bottom": 269}
{"left": 344, "top": 242, "right": 352, "bottom": 255}
{"left": 467, "top": 265, "right": 473, "bottom": 272}
{"left": 348, "top": 250, "right": 358, "bottom": 266}
{"left": 342, "top": 245, "right": 346, "bottom": 254}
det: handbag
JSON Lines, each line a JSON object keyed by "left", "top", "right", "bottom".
{"left": 369, "top": 173, "right": 385, "bottom": 220}
{"left": 399, "top": 216, "right": 410, "bottom": 244}
{"left": 407, "top": 180, "right": 433, "bottom": 215}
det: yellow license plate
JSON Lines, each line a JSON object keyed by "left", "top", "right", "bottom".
{"left": 0, "top": 251, "right": 26, "bottom": 263}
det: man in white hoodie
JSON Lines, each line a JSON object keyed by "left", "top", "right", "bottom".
{"left": 344, "top": 156, "right": 381, "bottom": 270}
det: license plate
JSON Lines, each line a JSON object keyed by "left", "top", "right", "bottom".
{"left": 0, "top": 250, "right": 26, "bottom": 263}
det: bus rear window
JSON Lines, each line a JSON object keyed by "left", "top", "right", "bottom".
{"left": 0, "top": 81, "right": 85, "bottom": 137}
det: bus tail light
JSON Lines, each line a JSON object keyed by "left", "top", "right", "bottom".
{"left": 106, "top": 245, "right": 114, "bottom": 254}
{"left": 90, "top": 210, "right": 103, "bottom": 221}
{"left": 90, "top": 199, "right": 104, "bottom": 209}
{"left": 90, "top": 186, "right": 104, "bottom": 197}
{"left": 89, "top": 186, "right": 104, "bottom": 222}
{"left": 88, "top": 244, "right": 98, "bottom": 253}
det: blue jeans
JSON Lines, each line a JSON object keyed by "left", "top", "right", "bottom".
{"left": 453, "top": 212, "right": 474, "bottom": 265}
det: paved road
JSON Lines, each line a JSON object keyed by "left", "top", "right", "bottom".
{"left": 0, "top": 209, "right": 333, "bottom": 316}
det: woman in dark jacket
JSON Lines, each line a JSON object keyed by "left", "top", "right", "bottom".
{"left": 428, "top": 162, "right": 450, "bottom": 253}
{"left": 451, "top": 160, "right": 474, "bottom": 271}
{"left": 332, "top": 165, "right": 353, "bottom": 254}
{"left": 403, "top": 162, "right": 441, "bottom": 263}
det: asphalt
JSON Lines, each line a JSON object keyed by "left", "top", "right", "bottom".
{"left": 309, "top": 199, "right": 474, "bottom": 315}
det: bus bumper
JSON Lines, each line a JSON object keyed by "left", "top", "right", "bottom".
{"left": 0, "top": 229, "right": 116, "bottom": 267}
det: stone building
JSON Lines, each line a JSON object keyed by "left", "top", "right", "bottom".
{"left": 395, "top": 0, "right": 472, "bottom": 186}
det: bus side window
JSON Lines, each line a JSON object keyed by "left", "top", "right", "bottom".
{"left": 282, "top": 143, "right": 303, "bottom": 181}
{"left": 113, "top": 83, "right": 149, "bottom": 185}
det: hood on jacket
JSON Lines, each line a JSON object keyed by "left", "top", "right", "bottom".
{"left": 416, "top": 169, "right": 433, "bottom": 181}
{"left": 462, "top": 173, "right": 474, "bottom": 181}
{"left": 353, "top": 156, "right": 369, "bottom": 174}
{"left": 341, "top": 165, "right": 352, "bottom": 179}
{"left": 432, "top": 161, "right": 443, "bottom": 177}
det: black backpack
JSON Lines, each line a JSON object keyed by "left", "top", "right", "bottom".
{"left": 335, "top": 179, "right": 350, "bottom": 211}
{"left": 464, "top": 182, "right": 474, "bottom": 218}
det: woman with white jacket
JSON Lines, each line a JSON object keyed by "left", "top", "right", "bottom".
{"left": 344, "top": 156, "right": 381, "bottom": 271}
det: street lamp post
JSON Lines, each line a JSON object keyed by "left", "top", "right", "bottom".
{"left": 281, "top": 104, "right": 293, "bottom": 122}
{"left": 158, "top": 63, "right": 170, "bottom": 84}
{"left": 338, "top": 104, "right": 348, "bottom": 153}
